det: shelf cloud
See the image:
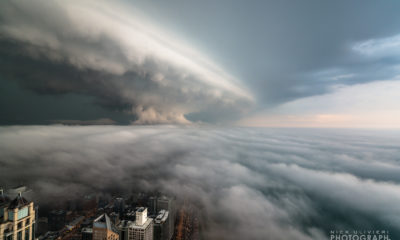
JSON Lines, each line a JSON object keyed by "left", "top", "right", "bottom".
{"left": 0, "top": 0, "right": 254, "bottom": 124}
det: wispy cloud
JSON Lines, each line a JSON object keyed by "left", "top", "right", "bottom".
{"left": 353, "top": 34, "right": 400, "bottom": 57}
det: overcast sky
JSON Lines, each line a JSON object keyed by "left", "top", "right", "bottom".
{"left": 1, "top": 0, "right": 400, "bottom": 127}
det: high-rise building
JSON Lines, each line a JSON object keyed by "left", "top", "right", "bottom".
{"left": 117, "top": 220, "right": 129, "bottom": 240}
{"left": 36, "top": 217, "right": 48, "bottom": 236}
{"left": 156, "top": 197, "right": 175, "bottom": 217}
{"left": 109, "top": 212, "right": 120, "bottom": 226}
{"left": 0, "top": 190, "right": 36, "bottom": 240}
{"left": 153, "top": 210, "right": 171, "bottom": 240}
{"left": 148, "top": 196, "right": 175, "bottom": 222}
{"left": 155, "top": 197, "right": 175, "bottom": 239}
{"left": 6, "top": 186, "right": 38, "bottom": 236}
{"left": 113, "top": 198, "right": 125, "bottom": 218}
{"left": 146, "top": 197, "right": 157, "bottom": 216}
{"left": 48, "top": 210, "right": 66, "bottom": 231}
{"left": 92, "top": 214, "right": 119, "bottom": 240}
{"left": 117, "top": 208, "right": 153, "bottom": 240}
{"left": 81, "top": 195, "right": 97, "bottom": 213}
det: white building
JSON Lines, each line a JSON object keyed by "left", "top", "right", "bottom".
{"left": 118, "top": 208, "right": 153, "bottom": 240}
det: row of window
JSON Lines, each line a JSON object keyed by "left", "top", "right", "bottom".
{"left": 6, "top": 207, "right": 29, "bottom": 221}
{"left": 2, "top": 227, "right": 30, "bottom": 240}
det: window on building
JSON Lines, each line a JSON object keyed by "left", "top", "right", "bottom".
{"left": 8, "top": 211, "right": 14, "bottom": 221}
{"left": 17, "top": 231, "right": 22, "bottom": 240}
{"left": 18, "top": 207, "right": 28, "bottom": 220}
{"left": 5, "top": 234, "right": 13, "bottom": 240}
{"left": 18, "top": 222, "right": 22, "bottom": 229}
{"left": 25, "top": 228, "right": 30, "bottom": 240}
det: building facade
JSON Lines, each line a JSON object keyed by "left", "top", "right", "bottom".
{"left": 0, "top": 191, "right": 36, "bottom": 240}
{"left": 153, "top": 210, "right": 171, "bottom": 240}
{"left": 155, "top": 197, "right": 174, "bottom": 240}
{"left": 48, "top": 210, "right": 66, "bottom": 231}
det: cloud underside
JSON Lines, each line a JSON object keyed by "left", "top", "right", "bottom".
{"left": 0, "top": 0, "right": 253, "bottom": 124}
{"left": 1, "top": 126, "right": 400, "bottom": 239}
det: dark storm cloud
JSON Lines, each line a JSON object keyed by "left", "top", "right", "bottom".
{"left": 0, "top": 0, "right": 253, "bottom": 124}
{"left": 129, "top": 0, "right": 400, "bottom": 107}
{"left": 1, "top": 1, "right": 400, "bottom": 124}
{"left": 1, "top": 126, "right": 400, "bottom": 239}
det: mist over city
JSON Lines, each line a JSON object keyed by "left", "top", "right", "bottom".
{"left": 1, "top": 1, "right": 400, "bottom": 240}
{"left": 1, "top": 126, "right": 400, "bottom": 239}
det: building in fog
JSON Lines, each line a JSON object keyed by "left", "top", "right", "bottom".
{"left": 93, "top": 214, "right": 119, "bottom": 240}
{"left": 153, "top": 210, "right": 172, "bottom": 240}
{"left": 148, "top": 196, "right": 175, "bottom": 221}
{"left": 114, "top": 198, "right": 125, "bottom": 217}
{"left": 155, "top": 197, "right": 175, "bottom": 239}
{"left": 0, "top": 190, "right": 36, "bottom": 240}
{"left": 81, "top": 195, "right": 97, "bottom": 213}
{"left": 117, "top": 208, "right": 153, "bottom": 240}
{"left": 147, "top": 197, "right": 157, "bottom": 215}
{"left": 48, "top": 210, "right": 66, "bottom": 231}
{"left": 36, "top": 217, "right": 48, "bottom": 235}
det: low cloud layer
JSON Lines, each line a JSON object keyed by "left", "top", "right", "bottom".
{"left": 1, "top": 126, "right": 400, "bottom": 239}
{"left": 0, "top": 0, "right": 253, "bottom": 124}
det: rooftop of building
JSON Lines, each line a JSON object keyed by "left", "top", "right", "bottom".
{"left": 67, "top": 216, "right": 84, "bottom": 227}
{"left": 118, "top": 218, "right": 153, "bottom": 230}
{"left": 50, "top": 210, "right": 66, "bottom": 215}
{"left": 7, "top": 185, "right": 28, "bottom": 194}
{"left": 154, "top": 210, "right": 169, "bottom": 224}
{"left": 117, "top": 220, "right": 132, "bottom": 229}
{"left": 125, "top": 211, "right": 136, "bottom": 217}
{"left": 93, "top": 214, "right": 112, "bottom": 230}
{"left": 82, "top": 228, "right": 93, "bottom": 233}
{"left": 136, "top": 207, "right": 145, "bottom": 213}
{"left": 9, "top": 193, "right": 30, "bottom": 209}
{"left": 93, "top": 214, "right": 119, "bottom": 233}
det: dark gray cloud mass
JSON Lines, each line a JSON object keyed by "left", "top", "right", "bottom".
{"left": 1, "top": 0, "right": 400, "bottom": 124}
{"left": 1, "top": 126, "right": 400, "bottom": 240}
{"left": 0, "top": 0, "right": 253, "bottom": 124}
